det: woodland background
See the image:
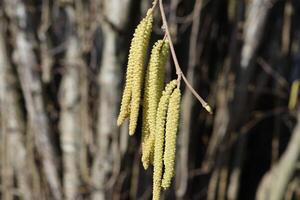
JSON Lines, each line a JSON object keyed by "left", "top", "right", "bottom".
{"left": 0, "top": 0, "right": 299, "bottom": 200}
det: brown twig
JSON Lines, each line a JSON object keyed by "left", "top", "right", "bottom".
{"left": 158, "top": 0, "right": 212, "bottom": 114}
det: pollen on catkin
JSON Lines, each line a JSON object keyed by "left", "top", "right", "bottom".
{"left": 129, "top": 9, "right": 153, "bottom": 135}
{"left": 161, "top": 88, "right": 181, "bottom": 189}
{"left": 153, "top": 80, "right": 177, "bottom": 200}
{"left": 117, "top": 65, "right": 133, "bottom": 126}
{"left": 141, "top": 70, "right": 150, "bottom": 145}
{"left": 142, "top": 40, "right": 169, "bottom": 169}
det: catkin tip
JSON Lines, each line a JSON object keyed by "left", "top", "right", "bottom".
{"left": 117, "top": 118, "right": 122, "bottom": 126}
{"left": 117, "top": 87, "right": 131, "bottom": 126}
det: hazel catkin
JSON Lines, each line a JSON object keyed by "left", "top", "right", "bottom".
{"left": 153, "top": 80, "right": 177, "bottom": 200}
{"left": 142, "top": 40, "right": 169, "bottom": 169}
{"left": 117, "top": 64, "right": 133, "bottom": 126}
{"left": 161, "top": 88, "right": 181, "bottom": 189}
{"left": 129, "top": 9, "right": 153, "bottom": 135}
{"left": 117, "top": 9, "right": 153, "bottom": 131}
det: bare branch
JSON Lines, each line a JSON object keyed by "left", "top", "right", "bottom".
{"left": 158, "top": 0, "right": 212, "bottom": 114}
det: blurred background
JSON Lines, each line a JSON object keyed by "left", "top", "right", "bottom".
{"left": 0, "top": 0, "right": 300, "bottom": 199}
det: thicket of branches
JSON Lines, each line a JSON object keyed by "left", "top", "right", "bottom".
{"left": 0, "top": 0, "right": 299, "bottom": 200}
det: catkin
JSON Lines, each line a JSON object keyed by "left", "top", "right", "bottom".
{"left": 161, "top": 88, "right": 181, "bottom": 189}
{"left": 141, "top": 70, "right": 150, "bottom": 146}
{"left": 153, "top": 80, "right": 177, "bottom": 200}
{"left": 129, "top": 9, "right": 153, "bottom": 135}
{"left": 117, "top": 9, "right": 153, "bottom": 129}
{"left": 117, "top": 60, "right": 133, "bottom": 126}
{"left": 142, "top": 40, "right": 169, "bottom": 169}
{"left": 288, "top": 80, "right": 300, "bottom": 110}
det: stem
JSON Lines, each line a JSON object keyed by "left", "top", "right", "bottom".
{"left": 159, "top": 0, "right": 182, "bottom": 84}
{"left": 158, "top": 0, "right": 212, "bottom": 114}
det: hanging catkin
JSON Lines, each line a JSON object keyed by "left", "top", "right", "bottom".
{"left": 153, "top": 80, "right": 177, "bottom": 200}
{"left": 142, "top": 40, "right": 169, "bottom": 169}
{"left": 117, "top": 55, "right": 133, "bottom": 126}
{"left": 142, "top": 69, "right": 150, "bottom": 146}
{"left": 129, "top": 9, "right": 153, "bottom": 135}
{"left": 161, "top": 88, "right": 181, "bottom": 189}
{"left": 117, "top": 9, "right": 153, "bottom": 132}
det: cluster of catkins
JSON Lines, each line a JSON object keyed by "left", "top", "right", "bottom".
{"left": 117, "top": 8, "right": 181, "bottom": 200}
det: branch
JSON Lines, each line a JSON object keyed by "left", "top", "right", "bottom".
{"left": 158, "top": 0, "right": 212, "bottom": 114}
{"left": 256, "top": 111, "right": 300, "bottom": 200}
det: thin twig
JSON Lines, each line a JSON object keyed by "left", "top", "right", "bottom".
{"left": 257, "top": 58, "right": 289, "bottom": 90}
{"left": 159, "top": 0, "right": 182, "bottom": 83}
{"left": 158, "top": 0, "right": 212, "bottom": 114}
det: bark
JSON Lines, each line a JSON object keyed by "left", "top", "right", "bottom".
{"left": 4, "top": 0, "right": 62, "bottom": 199}
{"left": 256, "top": 111, "right": 300, "bottom": 200}
{"left": 59, "top": 6, "right": 82, "bottom": 199}
{"left": 176, "top": 0, "right": 203, "bottom": 198}
{"left": 241, "top": 0, "right": 274, "bottom": 68}
{"left": 0, "top": 18, "right": 31, "bottom": 200}
{"left": 91, "top": 0, "right": 131, "bottom": 199}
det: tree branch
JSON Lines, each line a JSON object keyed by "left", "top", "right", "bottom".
{"left": 158, "top": 0, "right": 212, "bottom": 114}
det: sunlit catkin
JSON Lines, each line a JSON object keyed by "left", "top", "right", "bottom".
{"left": 288, "top": 80, "right": 300, "bottom": 110}
{"left": 142, "top": 40, "right": 169, "bottom": 169}
{"left": 117, "top": 60, "right": 133, "bottom": 126}
{"left": 153, "top": 80, "right": 177, "bottom": 200}
{"left": 161, "top": 88, "right": 181, "bottom": 189}
{"left": 141, "top": 70, "right": 150, "bottom": 145}
{"left": 129, "top": 9, "right": 153, "bottom": 135}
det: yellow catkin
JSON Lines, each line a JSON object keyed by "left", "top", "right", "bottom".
{"left": 141, "top": 70, "right": 150, "bottom": 146}
{"left": 153, "top": 80, "right": 177, "bottom": 200}
{"left": 161, "top": 88, "right": 181, "bottom": 189}
{"left": 288, "top": 80, "right": 300, "bottom": 110}
{"left": 129, "top": 9, "right": 153, "bottom": 135}
{"left": 142, "top": 40, "right": 169, "bottom": 169}
{"left": 117, "top": 60, "right": 133, "bottom": 126}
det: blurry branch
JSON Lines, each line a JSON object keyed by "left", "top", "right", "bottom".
{"left": 75, "top": 0, "right": 99, "bottom": 53}
{"left": 241, "top": 0, "right": 274, "bottom": 68}
{"left": 257, "top": 58, "right": 289, "bottom": 90}
{"left": 284, "top": 177, "right": 299, "bottom": 200}
{"left": 58, "top": 5, "right": 82, "bottom": 199}
{"left": 129, "top": 149, "right": 141, "bottom": 199}
{"left": 169, "top": 0, "right": 179, "bottom": 43}
{"left": 91, "top": 0, "right": 132, "bottom": 199}
{"left": 203, "top": 68, "right": 230, "bottom": 171}
{"left": 281, "top": 0, "right": 292, "bottom": 55}
{"left": 4, "top": 0, "right": 62, "bottom": 199}
{"left": 206, "top": 79, "right": 232, "bottom": 199}
{"left": 0, "top": 18, "right": 14, "bottom": 200}
{"left": 176, "top": 0, "right": 203, "bottom": 197}
{"left": 256, "top": 111, "right": 300, "bottom": 200}
{"left": 0, "top": 19, "right": 31, "bottom": 200}
{"left": 225, "top": 107, "right": 287, "bottom": 148}
{"left": 74, "top": 1, "right": 96, "bottom": 184}
{"left": 227, "top": 107, "right": 286, "bottom": 199}
{"left": 208, "top": 168, "right": 219, "bottom": 200}
{"left": 38, "top": 0, "right": 53, "bottom": 83}
{"left": 219, "top": 166, "right": 229, "bottom": 200}
{"left": 172, "top": 0, "right": 211, "bottom": 25}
